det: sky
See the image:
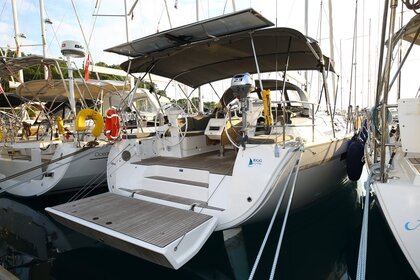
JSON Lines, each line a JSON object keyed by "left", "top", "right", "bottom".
{"left": 1, "top": 0, "right": 419, "bottom": 106}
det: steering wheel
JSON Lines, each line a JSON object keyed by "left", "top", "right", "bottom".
{"left": 154, "top": 104, "right": 188, "bottom": 148}
{"left": 36, "top": 119, "right": 53, "bottom": 141}
{"left": 223, "top": 104, "right": 243, "bottom": 149}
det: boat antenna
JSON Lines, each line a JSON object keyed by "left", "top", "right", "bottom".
{"left": 60, "top": 40, "right": 86, "bottom": 121}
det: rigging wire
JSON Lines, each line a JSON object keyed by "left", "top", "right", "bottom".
{"left": 156, "top": 3, "right": 166, "bottom": 32}
{"left": 70, "top": 0, "right": 91, "bottom": 61}
{"left": 0, "top": 0, "right": 7, "bottom": 18}
{"left": 43, "top": 7, "right": 65, "bottom": 53}
{"left": 348, "top": 0, "right": 358, "bottom": 113}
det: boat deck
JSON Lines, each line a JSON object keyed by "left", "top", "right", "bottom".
{"left": 136, "top": 149, "right": 237, "bottom": 175}
{"left": 49, "top": 192, "right": 212, "bottom": 248}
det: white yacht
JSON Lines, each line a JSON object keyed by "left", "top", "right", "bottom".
{"left": 362, "top": 12, "right": 420, "bottom": 278}
{"left": 0, "top": 49, "right": 127, "bottom": 197}
{"left": 47, "top": 9, "right": 353, "bottom": 270}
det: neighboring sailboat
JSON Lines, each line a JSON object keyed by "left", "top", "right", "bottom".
{"left": 0, "top": 47, "right": 127, "bottom": 197}
{"left": 47, "top": 9, "right": 353, "bottom": 269}
{"left": 362, "top": 11, "right": 420, "bottom": 279}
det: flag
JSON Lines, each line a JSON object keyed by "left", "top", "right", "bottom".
{"left": 84, "top": 54, "right": 90, "bottom": 81}
{"left": 0, "top": 83, "right": 4, "bottom": 94}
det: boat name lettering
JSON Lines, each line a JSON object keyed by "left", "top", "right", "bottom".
{"left": 94, "top": 151, "right": 109, "bottom": 157}
{"left": 404, "top": 220, "right": 420, "bottom": 231}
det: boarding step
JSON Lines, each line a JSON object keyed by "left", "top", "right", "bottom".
{"left": 120, "top": 188, "right": 224, "bottom": 211}
{"left": 46, "top": 192, "right": 218, "bottom": 269}
{"left": 140, "top": 166, "right": 210, "bottom": 201}
{"left": 145, "top": 176, "right": 209, "bottom": 188}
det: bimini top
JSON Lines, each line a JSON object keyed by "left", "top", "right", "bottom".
{"left": 0, "top": 56, "right": 58, "bottom": 79}
{"left": 392, "top": 13, "right": 420, "bottom": 46}
{"left": 16, "top": 79, "right": 129, "bottom": 102}
{"left": 105, "top": 9, "right": 274, "bottom": 57}
{"left": 107, "top": 9, "right": 334, "bottom": 89}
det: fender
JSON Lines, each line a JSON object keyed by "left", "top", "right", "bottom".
{"left": 56, "top": 116, "right": 65, "bottom": 135}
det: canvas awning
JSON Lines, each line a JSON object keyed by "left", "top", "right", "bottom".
{"left": 16, "top": 79, "right": 130, "bottom": 102}
{"left": 117, "top": 27, "right": 334, "bottom": 88}
{"left": 392, "top": 13, "right": 420, "bottom": 46}
{"left": 0, "top": 56, "right": 59, "bottom": 79}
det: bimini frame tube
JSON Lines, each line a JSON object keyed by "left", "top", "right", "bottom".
{"left": 281, "top": 37, "right": 292, "bottom": 147}
{"left": 305, "top": 41, "right": 336, "bottom": 138}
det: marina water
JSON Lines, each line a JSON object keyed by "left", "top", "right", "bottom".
{"left": 0, "top": 178, "right": 417, "bottom": 279}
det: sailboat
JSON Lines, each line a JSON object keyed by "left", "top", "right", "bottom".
{"left": 47, "top": 9, "right": 353, "bottom": 269}
{"left": 362, "top": 11, "right": 420, "bottom": 278}
{"left": 0, "top": 47, "right": 127, "bottom": 197}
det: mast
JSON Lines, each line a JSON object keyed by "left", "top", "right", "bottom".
{"left": 373, "top": 0, "right": 389, "bottom": 163}
{"left": 124, "top": 0, "right": 129, "bottom": 41}
{"left": 11, "top": 0, "right": 24, "bottom": 83}
{"left": 304, "top": 0, "right": 308, "bottom": 92}
{"left": 231, "top": 0, "right": 236, "bottom": 12}
{"left": 379, "top": 0, "right": 398, "bottom": 182}
{"left": 397, "top": 4, "right": 403, "bottom": 100}
{"left": 39, "top": 0, "right": 48, "bottom": 78}
{"left": 327, "top": 0, "right": 337, "bottom": 111}
{"left": 367, "top": 18, "right": 372, "bottom": 107}
{"left": 196, "top": 0, "right": 204, "bottom": 113}
{"left": 163, "top": 0, "right": 173, "bottom": 28}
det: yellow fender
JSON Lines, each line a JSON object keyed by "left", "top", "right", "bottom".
{"left": 75, "top": 108, "right": 104, "bottom": 138}
{"left": 56, "top": 116, "right": 65, "bottom": 135}
{"left": 262, "top": 89, "right": 273, "bottom": 127}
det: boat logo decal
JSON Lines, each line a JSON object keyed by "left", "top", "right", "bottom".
{"left": 404, "top": 220, "right": 420, "bottom": 231}
{"left": 248, "top": 158, "right": 262, "bottom": 167}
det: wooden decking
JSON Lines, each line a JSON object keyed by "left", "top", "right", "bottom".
{"left": 50, "top": 192, "right": 212, "bottom": 248}
{"left": 136, "top": 150, "right": 237, "bottom": 175}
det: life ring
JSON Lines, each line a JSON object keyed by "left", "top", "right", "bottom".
{"left": 75, "top": 108, "right": 104, "bottom": 138}
{"left": 105, "top": 107, "right": 120, "bottom": 140}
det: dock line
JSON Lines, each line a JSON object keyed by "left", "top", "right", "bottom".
{"left": 248, "top": 144, "right": 303, "bottom": 280}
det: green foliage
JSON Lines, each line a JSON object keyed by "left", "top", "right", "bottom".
{"left": 0, "top": 50, "right": 169, "bottom": 98}
{"left": 138, "top": 81, "right": 167, "bottom": 97}
{"left": 204, "top": 101, "right": 217, "bottom": 111}
{"left": 86, "top": 62, "right": 123, "bottom": 80}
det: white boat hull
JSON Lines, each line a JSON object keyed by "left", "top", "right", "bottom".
{"left": 373, "top": 151, "right": 420, "bottom": 278}
{"left": 0, "top": 142, "right": 110, "bottom": 197}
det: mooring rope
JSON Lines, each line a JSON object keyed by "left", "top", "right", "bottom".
{"left": 269, "top": 147, "right": 303, "bottom": 280}
{"left": 248, "top": 144, "right": 303, "bottom": 280}
{"left": 356, "top": 163, "right": 379, "bottom": 280}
